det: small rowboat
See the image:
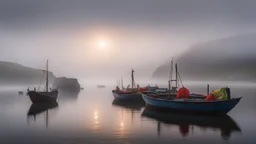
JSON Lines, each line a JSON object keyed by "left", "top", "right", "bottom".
{"left": 140, "top": 92, "right": 242, "bottom": 115}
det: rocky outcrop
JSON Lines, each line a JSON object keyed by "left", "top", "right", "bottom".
{"left": 52, "top": 77, "right": 81, "bottom": 92}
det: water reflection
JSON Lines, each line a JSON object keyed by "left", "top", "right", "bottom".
{"left": 93, "top": 110, "right": 100, "bottom": 131}
{"left": 112, "top": 99, "right": 145, "bottom": 138}
{"left": 57, "top": 88, "right": 80, "bottom": 101}
{"left": 27, "top": 102, "right": 59, "bottom": 127}
{"left": 141, "top": 107, "right": 242, "bottom": 140}
{"left": 112, "top": 99, "right": 145, "bottom": 111}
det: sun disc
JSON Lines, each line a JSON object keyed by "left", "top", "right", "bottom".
{"left": 98, "top": 40, "right": 107, "bottom": 48}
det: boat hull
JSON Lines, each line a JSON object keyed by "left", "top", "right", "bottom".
{"left": 112, "top": 90, "right": 142, "bottom": 101}
{"left": 28, "top": 90, "right": 58, "bottom": 103}
{"left": 141, "top": 93, "right": 241, "bottom": 115}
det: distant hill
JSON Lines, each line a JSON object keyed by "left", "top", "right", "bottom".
{"left": 0, "top": 61, "right": 55, "bottom": 84}
{"left": 152, "top": 33, "right": 256, "bottom": 81}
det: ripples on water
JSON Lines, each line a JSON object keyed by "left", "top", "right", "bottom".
{"left": 0, "top": 83, "right": 256, "bottom": 144}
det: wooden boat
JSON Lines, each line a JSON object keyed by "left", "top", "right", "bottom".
{"left": 28, "top": 90, "right": 58, "bottom": 103}
{"left": 140, "top": 92, "right": 241, "bottom": 115}
{"left": 141, "top": 58, "right": 242, "bottom": 114}
{"left": 112, "top": 69, "right": 142, "bottom": 101}
{"left": 141, "top": 107, "right": 241, "bottom": 139}
{"left": 27, "top": 60, "right": 58, "bottom": 103}
{"left": 112, "top": 90, "right": 142, "bottom": 101}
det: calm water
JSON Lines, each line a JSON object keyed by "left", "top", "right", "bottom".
{"left": 1, "top": 83, "right": 256, "bottom": 144}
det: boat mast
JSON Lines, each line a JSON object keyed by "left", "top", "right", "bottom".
{"left": 175, "top": 63, "right": 178, "bottom": 89}
{"left": 121, "top": 77, "right": 124, "bottom": 90}
{"left": 131, "top": 69, "right": 135, "bottom": 89}
{"left": 46, "top": 60, "right": 49, "bottom": 92}
{"left": 168, "top": 57, "right": 174, "bottom": 90}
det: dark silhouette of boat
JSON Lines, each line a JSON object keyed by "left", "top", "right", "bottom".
{"left": 27, "top": 60, "right": 58, "bottom": 103}
{"left": 141, "top": 107, "right": 241, "bottom": 139}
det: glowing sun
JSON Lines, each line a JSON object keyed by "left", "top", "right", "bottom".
{"left": 98, "top": 40, "right": 107, "bottom": 49}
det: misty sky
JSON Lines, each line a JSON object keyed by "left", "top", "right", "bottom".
{"left": 1, "top": 0, "right": 256, "bottom": 79}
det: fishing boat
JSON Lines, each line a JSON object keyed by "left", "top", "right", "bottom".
{"left": 144, "top": 58, "right": 179, "bottom": 94}
{"left": 27, "top": 60, "right": 58, "bottom": 103}
{"left": 140, "top": 92, "right": 241, "bottom": 115}
{"left": 145, "top": 85, "right": 159, "bottom": 91}
{"left": 141, "top": 58, "right": 242, "bottom": 114}
{"left": 141, "top": 107, "right": 241, "bottom": 139}
{"left": 141, "top": 59, "right": 202, "bottom": 97}
{"left": 112, "top": 69, "right": 142, "bottom": 101}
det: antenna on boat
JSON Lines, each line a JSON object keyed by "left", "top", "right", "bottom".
{"left": 168, "top": 57, "right": 174, "bottom": 90}
{"left": 131, "top": 69, "right": 135, "bottom": 90}
{"left": 46, "top": 59, "right": 49, "bottom": 92}
{"left": 121, "top": 77, "right": 124, "bottom": 90}
{"left": 175, "top": 63, "right": 178, "bottom": 89}
{"left": 169, "top": 58, "right": 178, "bottom": 93}
{"left": 176, "top": 63, "right": 184, "bottom": 88}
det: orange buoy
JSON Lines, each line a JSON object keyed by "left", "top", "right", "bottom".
{"left": 176, "top": 87, "right": 190, "bottom": 98}
{"left": 205, "top": 93, "right": 216, "bottom": 100}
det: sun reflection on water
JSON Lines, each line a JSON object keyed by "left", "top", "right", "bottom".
{"left": 93, "top": 110, "right": 100, "bottom": 131}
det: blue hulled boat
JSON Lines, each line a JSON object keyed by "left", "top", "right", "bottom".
{"left": 140, "top": 92, "right": 242, "bottom": 115}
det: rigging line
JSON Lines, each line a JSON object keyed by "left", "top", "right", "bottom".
{"left": 117, "top": 80, "right": 120, "bottom": 87}
{"left": 177, "top": 70, "right": 184, "bottom": 87}
{"left": 38, "top": 70, "right": 45, "bottom": 91}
